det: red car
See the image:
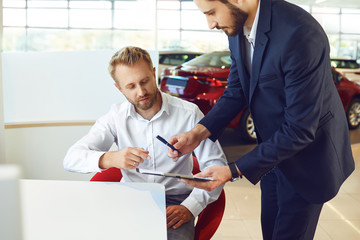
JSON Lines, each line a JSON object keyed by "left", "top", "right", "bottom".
{"left": 160, "top": 51, "right": 360, "bottom": 143}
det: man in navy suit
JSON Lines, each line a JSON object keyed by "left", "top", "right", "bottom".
{"left": 168, "top": 0, "right": 355, "bottom": 239}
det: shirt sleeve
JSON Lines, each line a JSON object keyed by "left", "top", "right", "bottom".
{"left": 181, "top": 107, "right": 228, "bottom": 217}
{"left": 63, "top": 107, "right": 116, "bottom": 173}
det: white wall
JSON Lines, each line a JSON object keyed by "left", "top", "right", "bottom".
{"left": 3, "top": 50, "right": 159, "bottom": 180}
{"left": 5, "top": 126, "right": 93, "bottom": 180}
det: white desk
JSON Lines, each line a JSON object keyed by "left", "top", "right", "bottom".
{"left": 20, "top": 180, "right": 166, "bottom": 240}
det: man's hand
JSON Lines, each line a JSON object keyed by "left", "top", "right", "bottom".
{"left": 99, "top": 147, "right": 150, "bottom": 169}
{"left": 166, "top": 205, "right": 193, "bottom": 229}
{"left": 168, "top": 124, "right": 211, "bottom": 161}
{"left": 180, "top": 165, "right": 232, "bottom": 191}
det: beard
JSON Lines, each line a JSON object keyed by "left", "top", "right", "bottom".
{"left": 132, "top": 88, "right": 158, "bottom": 111}
{"left": 220, "top": 3, "right": 248, "bottom": 36}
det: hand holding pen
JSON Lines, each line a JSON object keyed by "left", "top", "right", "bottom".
{"left": 166, "top": 125, "right": 209, "bottom": 161}
{"left": 156, "top": 135, "right": 182, "bottom": 155}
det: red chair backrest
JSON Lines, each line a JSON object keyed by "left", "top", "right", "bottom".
{"left": 90, "top": 167, "right": 122, "bottom": 182}
{"left": 90, "top": 156, "right": 225, "bottom": 240}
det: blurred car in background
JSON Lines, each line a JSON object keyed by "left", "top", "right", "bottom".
{"left": 160, "top": 51, "right": 360, "bottom": 143}
{"left": 332, "top": 67, "right": 360, "bottom": 129}
{"left": 160, "top": 51, "right": 257, "bottom": 143}
{"left": 331, "top": 58, "right": 360, "bottom": 82}
{"left": 158, "top": 50, "right": 203, "bottom": 81}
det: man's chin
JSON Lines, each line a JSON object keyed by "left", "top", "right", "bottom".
{"left": 224, "top": 28, "right": 243, "bottom": 37}
{"left": 136, "top": 102, "right": 153, "bottom": 111}
{"left": 224, "top": 30, "right": 236, "bottom": 37}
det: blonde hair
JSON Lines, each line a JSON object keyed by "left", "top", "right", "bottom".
{"left": 108, "top": 46, "right": 154, "bottom": 82}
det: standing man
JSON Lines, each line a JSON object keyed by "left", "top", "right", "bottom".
{"left": 168, "top": 0, "right": 355, "bottom": 239}
{"left": 63, "top": 46, "right": 227, "bottom": 240}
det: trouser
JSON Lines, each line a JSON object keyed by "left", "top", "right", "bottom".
{"left": 260, "top": 167, "right": 323, "bottom": 240}
{"left": 166, "top": 193, "right": 195, "bottom": 240}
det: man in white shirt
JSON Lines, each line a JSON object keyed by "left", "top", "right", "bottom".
{"left": 63, "top": 46, "right": 227, "bottom": 240}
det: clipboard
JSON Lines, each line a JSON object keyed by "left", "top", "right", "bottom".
{"left": 136, "top": 168, "right": 213, "bottom": 182}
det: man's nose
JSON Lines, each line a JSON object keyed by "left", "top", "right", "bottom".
{"left": 207, "top": 18, "right": 218, "bottom": 29}
{"left": 137, "top": 86, "right": 146, "bottom": 96}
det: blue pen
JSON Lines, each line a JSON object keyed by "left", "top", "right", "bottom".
{"left": 156, "top": 135, "right": 182, "bottom": 155}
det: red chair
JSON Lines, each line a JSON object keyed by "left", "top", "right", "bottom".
{"left": 90, "top": 157, "right": 226, "bottom": 240}
{"left": 90, "top": 167, "right": 122, "bottom": 182}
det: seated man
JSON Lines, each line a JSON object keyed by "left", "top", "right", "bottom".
{"left": 63, "top": 46, "right": 227, "bottom": 240}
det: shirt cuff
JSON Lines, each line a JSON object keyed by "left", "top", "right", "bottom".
{"left": 181, "top": 196, "right": 205, "bottom": 217}
{"left": 87, "top": 150, "right": 107, "bottom": 172}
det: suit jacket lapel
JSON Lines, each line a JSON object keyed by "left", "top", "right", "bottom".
{"left": 249, "top": 0, "right": 271, "bottom": 104}
{"left": 231, "top": 34, "right": 251, "bottom": 101}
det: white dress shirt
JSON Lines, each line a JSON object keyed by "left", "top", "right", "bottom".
{"left": 243, "top": 0, "right": 261, "bottom": 73}
{"left": 64, "top": 91, "right": 227, "bottom": 217}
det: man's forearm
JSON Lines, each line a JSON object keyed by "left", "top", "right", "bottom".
{"left": 192, "top": 124, "right": 211, "bottom": 142}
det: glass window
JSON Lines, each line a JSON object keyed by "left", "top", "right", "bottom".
{"left": 338, "top": 39, "right": 358, "bottom": 59}
{"left": 69, "top": 1, "right": 111, "bottom": 9}
{"left": 28, "top": 1, "right": 68, "bottom": 8}
{"left": 27, "top": 28, "right": 70, "bottom": 51}
{"left": 181, "top": 10, "right": 209, "bottom": 30}
{"left": 3, "top": 9, "right": 26, "bottom": 27}
{"left": 181, "top": 31, "right": 228, "bottom": 52}
{"left": 69, "top": 9, "right": 112, "bottom": 29}
{"left": 157, "top": 1, "right": 180, "bottom": 9}
{"left": 67, "top": 29, "right": 113, "bottom": 50}
{"left": 181, "top": 1, "right": 198, "bottom": 10}
{"left": 328, "top": 34, "right": 340, "bottom": 57}
{"left": 3, "top": 28, "right": 27, "bottom": 51}
{"left": 341, "top": 14, "right": 360, "bottom": 34}
{"left": 342, "top": 8, "right": 360, "bottom": 14}
{"left": 2, "top": 0, "right": 359, "bottom": 54}
{"left": 26, "top": 29, "right": 114, "bottom": 51}
{"left": 157, "top": 30, "right": 181, "bottom": 49}
{"left": 3, "top": 0, "right": 26, "bottom": 8}
{"left": 27, "top": 9, "right": 68, "bottom": 28}
{"left": 312, "top": 13, "right": 340, "bottom": 33}
{"left": 112, "top": 30, "right": 155, "bottom": 50}
{"left": 157, "top": 10, "right": 180, "bottom": 29}
{"left": 113, "top": 0, "right": 155, "bottom": 30}
{"left": 114, "top": 9, "right": 155, "bottom": 30}
{"left": 312, "top": 7, "right": 340, "bottom": 14}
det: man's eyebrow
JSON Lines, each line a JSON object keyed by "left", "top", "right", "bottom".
{"left": 203, "top": 9, "right": 214, "bottom": 15}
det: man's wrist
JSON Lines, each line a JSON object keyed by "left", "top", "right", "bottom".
{"left": 228, "top": 162, "right": 242, "bottom": 182}
{"left": 192, "top": 124, "right": 211, "bottom": 141}
{"left": 99, "top": 152, "right": 111, "bottom": 169}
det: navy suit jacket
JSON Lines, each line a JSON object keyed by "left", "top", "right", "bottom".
{"left": 200, "top": 0, "right": 355, "bottom": 203}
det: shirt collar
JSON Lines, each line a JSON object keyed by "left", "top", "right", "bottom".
{"left": 126, "top": 90, "right": 170, "bottom": 121}
{"left": 243, "top": 0, "right": 261, "bottom": 44}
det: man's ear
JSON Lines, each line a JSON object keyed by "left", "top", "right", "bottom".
{"left": 114, "top": 83, "right": 122, "bottom": 92}
{"left": 153, "top": 67, "right": 156, "bottom": 79}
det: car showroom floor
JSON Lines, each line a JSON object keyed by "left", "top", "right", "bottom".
{"left": 210, "top": 129, "right": 360, "bottom": 240}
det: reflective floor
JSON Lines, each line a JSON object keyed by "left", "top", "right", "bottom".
{"left": 211, "top": 129, "right": 360, "bottom": 239}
